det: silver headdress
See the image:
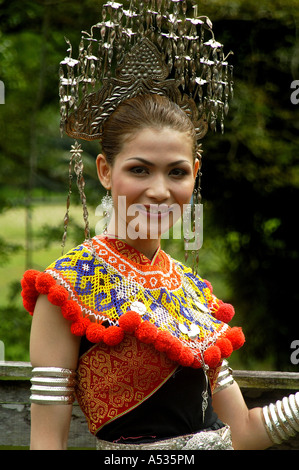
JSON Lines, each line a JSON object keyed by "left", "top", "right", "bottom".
{"left": 59, "top": 0, "right": 233, "bottom": 254}
{"left": 59, "top": 0, "right": 233, "bottom": 142}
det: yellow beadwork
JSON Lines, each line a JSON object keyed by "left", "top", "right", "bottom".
{"left": 45, "top": 236, "right": 227, "bottom": 352}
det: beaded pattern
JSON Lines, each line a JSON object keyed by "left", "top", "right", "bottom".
{"left": 45, "top": 236, "right": 227, "bottom": 355}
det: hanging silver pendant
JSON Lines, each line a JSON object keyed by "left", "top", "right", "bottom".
{"left": 202, "top": 363, "right": 210, "bottom": 423}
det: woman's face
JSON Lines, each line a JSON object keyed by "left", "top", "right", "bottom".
{"left": 97, "top": 127, "right": 199, "bottom": 254}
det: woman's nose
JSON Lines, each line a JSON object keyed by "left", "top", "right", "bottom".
{"left": 145, "top": 175, "right": 170, "bottom": 201}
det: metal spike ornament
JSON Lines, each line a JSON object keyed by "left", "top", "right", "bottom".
{"left": 59, "top": 0, "right": 234, "bottom": 143}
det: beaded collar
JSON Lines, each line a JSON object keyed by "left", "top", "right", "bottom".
{"left": 103, "top": 236, "right": 163, "bottom": 266}
{"left": 21, "top": 235, "right": 245, "bottom": 370}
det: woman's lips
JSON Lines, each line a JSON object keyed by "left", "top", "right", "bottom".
{"left": 135, "top": 204, "right": 174, "bottom": 218}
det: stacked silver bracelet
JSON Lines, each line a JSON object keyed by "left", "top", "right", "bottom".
{"left": 213, "top": 360, "right": 235, "bottom": 394}
{"left": 262, "top": 393, "right": 299, "bottom": 444}
{"left": 30, "top": 367, "right": 76, "bottom": 405}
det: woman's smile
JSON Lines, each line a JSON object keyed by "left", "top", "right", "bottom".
{"left": 134, "top": 204, "right": 175, "bottom": 218}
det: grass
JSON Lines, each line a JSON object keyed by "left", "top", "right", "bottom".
{"left": 0, "top": 202, "right": 99, "bottom": 307}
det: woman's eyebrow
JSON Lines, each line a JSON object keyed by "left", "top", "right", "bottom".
{"left": 126, "top": 157, "right": 191, "bottom": 167}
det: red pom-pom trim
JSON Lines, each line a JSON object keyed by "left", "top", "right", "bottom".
{"left": 118, "top": 311, "right": 142, "bottom": 333}
{"left": 71, "top": 318, "right": 90, "bottom": 336}
{"left": 214, "top": 303, "right": 235, "bottom": 323}
{"left": 216, "top": 338, "right": 233, "bottom": 358}
{"left": 154, "top": 330, "right": 175, "bottom": 353}
{"left": 135, "top": 321, "right": 158, "bottom": 344}
{"left": 178, "top": 346, "right": 195, "bottom": 367}
{"left": 167, "top": 337, "right": 183, "bottom": 362}
{"left": 21, "top": 270, "right": 41, "bottom": 314}
{"left": 103, "top": 326, "right": 125, "bottom": 346}
{"left": 35, "top": 272, "right": 56, "bottom": 295}
{"left": 225, "top": 327, "right": 245, "bottom": 350}
{"left": 21, "top": 285, "right": 38, "bottom": 298}
{"left": 86, "top": 323, "right": 106, "bottom": 343}
{"left": 22, "top": 297, "right": 37, "bottom": 316}
{"left": 61, "top": 300, "right": 81, "bottom": 322}
{"left": 204, "top": 345, "right": 222, "bottom": 368}
{"left": 47, "top": 285, "right": 69, "bottom": 306}
{"left": 192, "top": 356, "right": 203, "bottom": 369}
{"left": 22, "top": 270, "right": 40, "bottom": 289}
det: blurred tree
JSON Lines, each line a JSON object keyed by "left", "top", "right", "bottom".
{"left": 198, "top": 1, "right": 299, "bottom": 370}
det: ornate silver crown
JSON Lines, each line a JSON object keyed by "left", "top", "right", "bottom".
{"left": 59, "top": 0, "right": 233, "bottom": 142}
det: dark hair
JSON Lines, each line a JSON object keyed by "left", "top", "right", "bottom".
{"left": 101, "top": 94, "right": 197, "bottom": 166}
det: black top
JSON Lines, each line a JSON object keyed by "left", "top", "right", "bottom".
{"left": 79, "top": 337, "right": 222, "bottom": 444}
{"left": 97, "top": 366, "right": 222, "bottom": 443}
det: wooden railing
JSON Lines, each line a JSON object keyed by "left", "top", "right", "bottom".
{"left": 1, "top": 361, "right": 299, "bottom": 450}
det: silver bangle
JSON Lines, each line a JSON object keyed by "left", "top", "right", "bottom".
{"left": 30, "top": 367, "right": 76, "bottom": 405}
{"left": 262, "top": 392, "right": 299, "bottom": 444}
{"left": 213, "top": 360, "right": 234, "bottom": 394}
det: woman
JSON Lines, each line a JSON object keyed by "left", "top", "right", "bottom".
{"left": 22, "top": 94, "right": 297, "bottom": 450}
{"left": 22, "top": 2, "right": 298, "bottom": 451}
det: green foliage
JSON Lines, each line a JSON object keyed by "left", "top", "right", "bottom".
{"left": 199, "top": 1, "right": 299, "bottom": 370}
{"left": 0, "top": 0, "right": 298, "bottom": 369}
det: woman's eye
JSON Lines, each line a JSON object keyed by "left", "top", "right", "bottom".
{"left": 130, "top": 166, "right": 148, "bottom": 175}
{"left": 170, "top": 168, "right": 187, "bottom": 177}
{"left": 128, "top": 166, "right": 189, "bottom": 177}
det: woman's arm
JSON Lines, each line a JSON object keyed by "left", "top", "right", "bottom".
{"left": 29, "top": 294, "right": 81, "bottom": 450}
{"left": 212, "top": 381, "right": 273, "bottom": 450}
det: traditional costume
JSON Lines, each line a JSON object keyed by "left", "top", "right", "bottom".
{"left": 23, "top": 0, "right": 299, "bottom": 450}
{"left": 22, "top": 234, "right": 243, "bottom": 449}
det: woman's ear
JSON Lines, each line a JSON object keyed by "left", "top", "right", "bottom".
{"left": 96, "top": 154, "right": 112, "bottom": 190}
{"left": 193, "top": 158, "right": 200, "bottom": 179}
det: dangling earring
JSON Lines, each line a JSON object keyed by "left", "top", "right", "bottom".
{"left": 101, "top": 190, "right": 113, "bottom": 235}
{"left": 61, "top": 140, "right": 90, "bottom": 254}
{"left": 73, "top": 141, "right": 90, "bottom": 242}
{"left": 184, "top": 147, "right": 203, "bottom": 274}
{"left": 61, "top": 145, "right": 74, "bottom": 254}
